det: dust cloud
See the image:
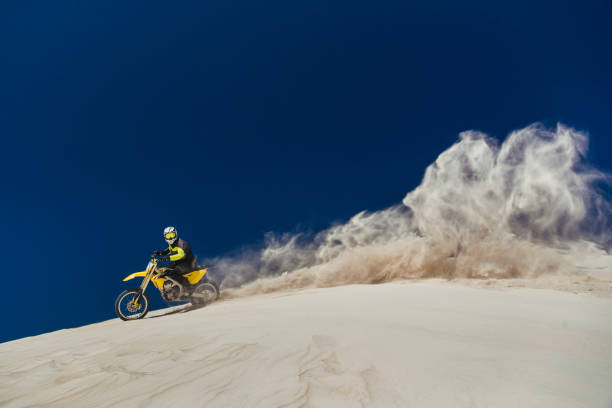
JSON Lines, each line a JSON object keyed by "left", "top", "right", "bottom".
{"left": 212, "top": 124, "right": 611, "bottom": 298}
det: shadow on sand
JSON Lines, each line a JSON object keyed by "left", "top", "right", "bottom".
{"left": 145, "top": 303, "right": 207, "bottom": 319}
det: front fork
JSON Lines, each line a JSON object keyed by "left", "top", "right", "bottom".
{"left": 134, "top": 263, "right": 155, "bottom": 305}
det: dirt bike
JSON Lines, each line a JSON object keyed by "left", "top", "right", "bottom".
{"left": 115, "top": 255, "right": 220, "bottom": 321}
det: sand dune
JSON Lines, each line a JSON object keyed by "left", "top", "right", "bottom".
{"left": 2, "top": 282, "right": 611, "bottom": 407}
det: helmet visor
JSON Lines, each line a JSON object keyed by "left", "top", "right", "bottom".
{"left": 164, "top": 231, "right": 177, "bottom": 240}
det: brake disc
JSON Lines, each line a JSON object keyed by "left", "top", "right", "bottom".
{"left": 127, "top": 299, "right": 142, "bottom": 313}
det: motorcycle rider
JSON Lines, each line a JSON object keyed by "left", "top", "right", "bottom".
{"left": 155, "top": 226, "right": 198, "bottom": 292}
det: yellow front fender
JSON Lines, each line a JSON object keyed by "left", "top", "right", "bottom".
{"left": 123, "top": 271, "right": 147, "bottom": 281}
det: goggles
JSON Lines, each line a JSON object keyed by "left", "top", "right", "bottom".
{"left": 164, "top": 231, "right": 177, "bottom": 240}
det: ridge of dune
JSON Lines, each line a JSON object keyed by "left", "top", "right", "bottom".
{"left": 2, "top": 282, "right": 612, "bottom": 407}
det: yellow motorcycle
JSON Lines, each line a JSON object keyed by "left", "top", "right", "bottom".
{"left": 115, "top": 255, "right": 220, "bottom": 321}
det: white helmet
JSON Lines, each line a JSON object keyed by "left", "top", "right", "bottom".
{"left": 163, "top": 226, "right": 178, "bottom": 245}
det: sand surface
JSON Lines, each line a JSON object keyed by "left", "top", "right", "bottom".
{"left": 2, "top": 282, "right": 612, "bottom": 407}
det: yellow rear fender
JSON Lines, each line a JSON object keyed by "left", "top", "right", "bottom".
{"left": 123, "top": 271, "right": 147, "bottom": 281}
{"left": 184, "top": 269, "right": 207, "bottom": 285}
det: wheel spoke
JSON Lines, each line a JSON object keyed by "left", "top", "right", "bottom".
{"left": 191, "top": 282, "right": 219, "bottom": 306}
{"left": 117, "top": 291, "right": 149, "bottom": 320}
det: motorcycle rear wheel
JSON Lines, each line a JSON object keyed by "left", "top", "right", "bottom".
{"left": 115, "top": 289, "right": 150, "bottom": 321}
{"left": 190, "top": 280, "right": 220, "bottom": 306}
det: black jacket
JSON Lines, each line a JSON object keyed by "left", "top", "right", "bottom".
{"left": 160, "top": 238, "right": 197, "bottom": 272}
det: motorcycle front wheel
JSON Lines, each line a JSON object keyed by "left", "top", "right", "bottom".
{"left": 115, "top": 289, "right": 150, "bottom": 321}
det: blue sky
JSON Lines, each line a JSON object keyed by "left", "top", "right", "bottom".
{"left": 1, "top": 0, "right": 611, "bottom": 342}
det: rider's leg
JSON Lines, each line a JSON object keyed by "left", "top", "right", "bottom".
{"left": 165, "top": 265, "right": 191, "bottom": 292}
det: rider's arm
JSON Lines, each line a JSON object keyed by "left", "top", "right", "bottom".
{"left": 169, "top": 246, "right": 185, "bottom": 261}
{"left": 158, "top": 248, "right": 171, "bottom": 256}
